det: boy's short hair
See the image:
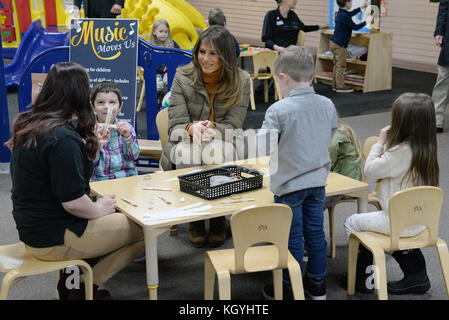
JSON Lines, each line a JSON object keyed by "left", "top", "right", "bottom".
{"left": 337, "top": 0, "right": 351, "bottom": 7}
{"left": 274, "top": 45, "right": 315, "bottom": 83}
{"left": 91, "top": 81, "right": 123, "bottom": 106}
{"left": 208, "top": 8, "right": 226, "bottom": 26}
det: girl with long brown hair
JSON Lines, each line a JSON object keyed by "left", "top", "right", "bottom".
{"left": 344, "top": 92, "right": 439, "bottom": 295}
{"left": 160, "top": 25, "right": 250, "bottom": 248}
{"left": 8, "top": 62, "right": 144, "bottom": 299}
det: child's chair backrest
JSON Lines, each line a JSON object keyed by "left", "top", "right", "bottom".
{"left": 230, "top": 204, "right": 292, "bottom": 274}
{"left": 252, "top": 50, "right": 278, "bottom": 76}
{"left": 388, "top": 186, "right": 444, "bottom": 250}
{"left": 156, "top": 107, "right": 169, "bottom": 149}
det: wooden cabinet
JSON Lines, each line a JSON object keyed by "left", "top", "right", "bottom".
{"left": 314, "top": 30, "right": 392, "bottom": 93}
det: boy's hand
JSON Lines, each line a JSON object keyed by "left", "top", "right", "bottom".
{"left": 435, "top": 35, "right": 444, "bottom": 47}
{"left": 95, "top": 123, "right": 111, "bottom": 146}
{"left": 378, "top": 125, "right": 391, "bottom": 145}
{"left": 366, "top": 15, "right": 373, "bottom": 25}
{"left": 117, "top": 121, "right": 132, "bottom": 138}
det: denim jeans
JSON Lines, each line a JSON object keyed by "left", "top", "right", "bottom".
{"left": 274, "top": 187, "right": 327, "bottom": 283}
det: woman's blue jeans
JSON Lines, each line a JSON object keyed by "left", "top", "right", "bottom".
{"left": 274, "top": 186, "right": 328, "bottom": 283}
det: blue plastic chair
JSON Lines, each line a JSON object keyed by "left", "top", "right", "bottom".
{"left": 137, "top": 38, "right": 192, "bottom": 140}
{"left": 5, "top": 20, "right": 69, "bottom": 88}
{"left": 18, "top": 46, "right": 69, "bottom": 113}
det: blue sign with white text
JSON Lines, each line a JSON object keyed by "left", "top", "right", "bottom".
{"left": 70, "top": 18, "right": 139, "bottom": 126}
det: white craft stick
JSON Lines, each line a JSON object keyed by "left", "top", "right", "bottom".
{"left": 143, "top": 202, "right": 205, "bottom": 218}
{"left": 142, "top": 187, "right": 172, "bottom": 191}
{"left": 220, "top": 198, "right": 255, "bottom": 204}
{"left": 102, "top": 105, "right": 113, "bottom": 136}
{"left": 121, "top": 196, "right": 138, "bottom": 206}
{"left": 158, "top": 195, "right": 172, "bottom": 205}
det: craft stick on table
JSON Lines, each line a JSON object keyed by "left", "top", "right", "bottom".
{"left": 158, "top": 195, "right": 172, "bottom": 205}
{"left": 121, "top": 196, "right": 138, "bottom": 207}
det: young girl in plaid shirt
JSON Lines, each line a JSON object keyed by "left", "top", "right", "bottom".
{"left": 90, "top": 81, "right": 140, "bottom": 182}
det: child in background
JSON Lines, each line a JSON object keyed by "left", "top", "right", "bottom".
{"left": 344, "top": 93, "right": 439, "bottom": 295}
{"left": 330, "top": 0, "right": 372, "bottom": 93}
{"left": 258, "top": 46, "right": 338, "bottom": 300}
{"left": 207, "top": 8, "right": 240, "bottom": 58}
{"left": 91, "top": 81, "right": 140, "bottom": 182}
{"left": 325, "top": 117, "right": 363, "bottom": 208}
{"left": 148, "top": 19, "right": 180, "bottom": 105}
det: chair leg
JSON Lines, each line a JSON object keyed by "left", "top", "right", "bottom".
{"left": 204, "top": 255, "right": 216, "bottom": 300}
{"left": 436, "top": 239, "right": 449, "bottom": 298}
{"left": 0, "top": 271, "right": 18, "bottom": 300}
{"left": 272, "top": 269, "right": 283, "bottom": 300}
{"left": 347, "top": 236, "right": 359, "bottom": 295}
{"left": 263, "top": 79, "right": 268, "bottom": 103}
{"left": 287, "top": 261, "right": 305, "bottom": 300}
{"left": 216, "top": 271, "right": 231, "bottom": 300}
{"left": 78, "top": 265, "right": 93, "bottom": 300}
{"left": 249, "top": 78, "right": 256, "bottom": 110}
{"left": 372, "top": 249, "right": 387, "bottom": 300}
{"left": 136, "top": 79, "right": 145, "bottom": 112}
{"left": 169, "top": 225, "right": 178, "bottom": 236}
{"left": 328, "top": 206, "right": 336, "bottom": 258}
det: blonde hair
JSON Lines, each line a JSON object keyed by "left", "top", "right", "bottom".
{"left": 338, "top": 118, "right": 363, "bottom": 163}
{"left": 179, "top": 25, "right": 245, "bottom": 110}
{"left": 149, "top": 19, "right": 176, "bottom": 48}
{"left": 274, "top": 45, "right": 315, "bottom": 83}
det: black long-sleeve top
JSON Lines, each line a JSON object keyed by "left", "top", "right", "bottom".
{"left": 261, "top": 7, "right": 319, "bottom": 50}
{"left": 435, "top": 0, "right": 449, "bottom": 66}
{"left": 74, "top": 0, "right": 125, "bottom": 18}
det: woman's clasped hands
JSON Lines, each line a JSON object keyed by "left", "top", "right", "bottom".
{"left": 188, "top": 120, "right": 217, "bottom": 147}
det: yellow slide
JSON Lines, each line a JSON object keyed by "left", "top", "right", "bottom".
{"left": 123, "top": 0, "right": 206, "bottom": 50}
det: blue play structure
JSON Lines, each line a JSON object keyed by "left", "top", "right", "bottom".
{"left": 0, "top": 34, "right": 11, "bottom": 171}
{"left": 4, "top": 19, "right": 69, "bottom": 88}
{"left": 18, "top": 38, "right": 192, "bottom": 143}
{"left": 137, "top": 38, "right": 192, "bottom": 140}
{"left": 18, "top": 46, "right": 68, "bottom": 113}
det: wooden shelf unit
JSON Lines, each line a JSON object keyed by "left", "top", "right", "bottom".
{"left": 314, "top": 30, "right": 392, "bottom": 93}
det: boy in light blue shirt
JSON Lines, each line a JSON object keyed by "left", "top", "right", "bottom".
{"left": 258, "top": 45, "right": 338, "bottom": 300}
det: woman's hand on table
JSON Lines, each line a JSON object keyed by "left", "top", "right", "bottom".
{"left": 96, "top": 194, "right": 117, "bottom": 215}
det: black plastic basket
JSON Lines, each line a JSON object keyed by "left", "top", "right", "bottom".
{"left": 177, "top": 165, "right": 264, "bottom": 200}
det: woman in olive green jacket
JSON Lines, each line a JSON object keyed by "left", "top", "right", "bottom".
{"left": 160, "top": 25, "right": 250, "bottom": 248}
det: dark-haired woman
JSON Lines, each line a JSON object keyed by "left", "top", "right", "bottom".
{"left": 344, "top": 93, "right": 439, "bottom": 295}
{"left": 160, "top": 25, "right": 250, "bottom": 248}
{"left": 262, "top": 0, "right": 329, "bottom": 53}
{"left": 7, "top": 62, "right": 144, "bottom": 299}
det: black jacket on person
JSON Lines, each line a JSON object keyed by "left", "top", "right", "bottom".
{"left": 74, "top": 0, "right": 125, "bottom": 18}
{"left": 261, "top": 7, "right": 319, "bottom": 50}
{"left": 435, "top": 0, "right": 449, "bottom": 67}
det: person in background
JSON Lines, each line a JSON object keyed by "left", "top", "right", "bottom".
{"left": 208, "top": 8, "right": 240, "bottom": 58}
{"left": 262, "top": 0, "right": 329, "bottom": 53}
{"left": 258, "top": 45, "right": 338, "bottom": 300}
{"left": 161, "top": 25, "right": 250, "bottom": 248}
{"left": 73, "top": 0, "right": 124, "bottom": 18}
{"left": 330, "top": 0, "right": 372, "bottom": 93}
{"left": 7, "top": 62, "right": 144, "bottom": 300}
{"left": 431, "top": 0, "right": 449, "bottom": 133}
{"left": 90, "top": 81, "right": 140, "bottom": 182}
{"left": 344, "top": 93, "right": 439, "bottom": 295}
{"left": 325, "top": 117, "right": 363, "bottom": 209}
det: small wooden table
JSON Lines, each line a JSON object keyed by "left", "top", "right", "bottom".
{"left": 90, "top": 156, "right": 368, "bottom": 300}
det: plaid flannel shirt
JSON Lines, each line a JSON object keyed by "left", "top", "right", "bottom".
{"left": 90, "top": 121, "right": 140, "bottom": 182}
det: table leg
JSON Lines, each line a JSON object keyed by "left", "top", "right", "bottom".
{"left": 144, "top": 226, "right": 169, "bottom": 300}
{"left": 356, "top": 190, "right": 368, "bottom": 213}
